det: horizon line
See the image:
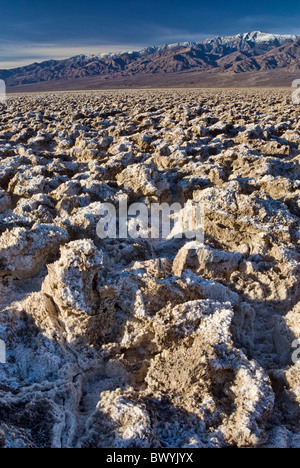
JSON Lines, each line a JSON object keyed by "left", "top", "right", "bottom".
{"left": 0, "top": 29, "right": 299, "bottom": 71}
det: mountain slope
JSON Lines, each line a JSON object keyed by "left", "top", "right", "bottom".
{"left": 0, "top": 31, "right": 299, "bottom": 90}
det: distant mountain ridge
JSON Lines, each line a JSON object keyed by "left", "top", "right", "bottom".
{"left": 86, "top": 31, "right": 299, "bottom": 59}
{"left": 1, "top": 31, "right": 299, "bottom": 90}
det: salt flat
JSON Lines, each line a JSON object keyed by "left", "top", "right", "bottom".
{"left": 0, "top": 89, "right": 299, "bottom": 448}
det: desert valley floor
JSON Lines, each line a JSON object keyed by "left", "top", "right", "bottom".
{"left": 0, "top": 88, "right": 299, "bottom": 448}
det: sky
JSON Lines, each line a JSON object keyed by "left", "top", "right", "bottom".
{"left": 0, "top": 0, "right": 300, "bottom": 69}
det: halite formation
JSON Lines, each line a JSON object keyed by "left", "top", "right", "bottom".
{"left": 0, "top": 89, "right": 299, "bottom": 448}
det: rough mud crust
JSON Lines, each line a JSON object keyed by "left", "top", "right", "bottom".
{"left": 0, "top": 89, "right": 299, "bottom": 448}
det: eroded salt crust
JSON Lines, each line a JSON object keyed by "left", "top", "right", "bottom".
{"left": 0, "top": 89, "right": 299, "bottom": 448}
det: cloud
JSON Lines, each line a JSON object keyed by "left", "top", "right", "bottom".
{"left": 0, "top": 25, "right": 210, "bottom": 69}
{"left": 143, "top": 25, "right": 208, "bottom": 43}
{"left": 237, "top": 15, "right": 300, "bottom": 35}
{"left": 2, "top": 16, "right": 298, "bottom": 69}
{"left": 0, "top": 42, "right": 144, "bottom": 69}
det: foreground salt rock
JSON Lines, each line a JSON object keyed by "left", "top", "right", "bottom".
{"left": 0, "top": 89, "right": 299, "bottom": 448}
{"left": 172, "top": 241, "right": 243, "bottom": 278}
{"left": 43, "top": 239, "right": 103, "bottom": 320}
{"left": 0, "top": 224, "right": 68, "bottom": 279}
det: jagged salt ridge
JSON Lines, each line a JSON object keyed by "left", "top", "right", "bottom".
{"left": 0, "top": 89, "right": 299, "bottom": 448}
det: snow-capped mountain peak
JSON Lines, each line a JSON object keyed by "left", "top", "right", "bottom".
{"left": 1, "top": 30, "right": 299, "bottom": 90}
{"left": 204, "top": 31, "right": 298, "bottom": 47}
{"left": 76, "top": 31, "right": 298, "bottom": 62}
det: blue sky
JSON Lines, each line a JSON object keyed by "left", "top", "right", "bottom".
{"left": 1, "top": 0, "right": 300, "bottom": 68}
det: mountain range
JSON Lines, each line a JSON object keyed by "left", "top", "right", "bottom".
{"left": 1, "top": 31, "right": 300, "bottom": 91}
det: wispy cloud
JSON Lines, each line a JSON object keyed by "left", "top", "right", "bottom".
{"left": 238, "top": 15, "right": 300, "bottom": 35}
{"left": 0, "top": 26, "right": 211, "bottom": 69}
{"left": 0, "top": 42, "right": 145, "bottom": 69}
{"left": 145, "top": 25, "right": 209, "bottom": 44}
{"left": 1, "top": 13, "right": 299, "bottom": 69}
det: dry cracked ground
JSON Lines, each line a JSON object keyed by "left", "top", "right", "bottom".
{"left": 0, "top": 89, "right": 299, "bottom": 448}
